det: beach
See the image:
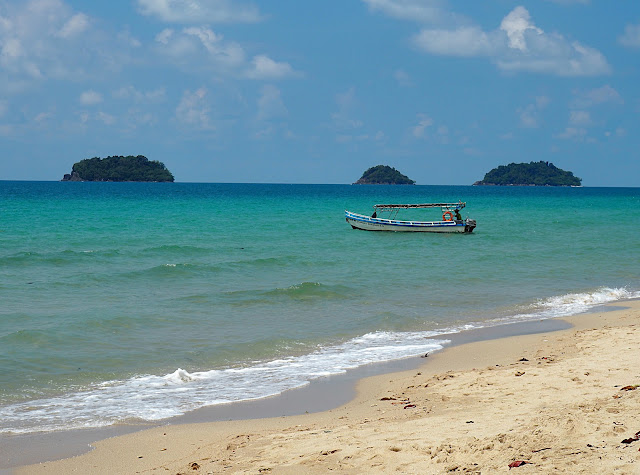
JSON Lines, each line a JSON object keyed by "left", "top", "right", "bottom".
{"left": 16, "top": 300, "right": 640, "bottom": 474}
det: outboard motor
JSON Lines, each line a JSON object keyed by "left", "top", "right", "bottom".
{"left": 464, "top": 218, "right": 477, "bottom": 233}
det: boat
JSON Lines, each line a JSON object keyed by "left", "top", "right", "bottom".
{"left": 345, "top": 201, "right": 476, "bottom": 233}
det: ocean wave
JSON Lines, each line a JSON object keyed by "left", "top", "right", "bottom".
{"left": 0, "top": 330, "right": 449, "bottom": 434}
{"left": 138, "top": 244, "right": 213, "bottom": 257}
{"left": 224, "top": 282, "right": 353, "bottom": 305}
{"left": 510, "top": 287, "right": 640, "bottom": 321}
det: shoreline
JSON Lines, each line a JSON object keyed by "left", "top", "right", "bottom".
{"left": 9, "top": 300, "right": 640, "bottom": 473}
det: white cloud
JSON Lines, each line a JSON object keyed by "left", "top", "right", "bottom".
{"left": 554, "top": 127, "right": 587, "bottom": 140}
{"left": 80, "top": 90, "right": 103, "bottom": 105}
{"left": 256, "top": 85, "right": 287, "bottom": 121}
{"left": 117, "top": 29, "right": 142, "bottom": 48}
{"left": 394, "top": 69, "right": 412, "bottom": 86}
{"left": 519, "top": 104, "right": 538, "bottom": 128}
{"left": 518, "top": 95, "right": 549, "bottom": 128}
{"left": 569, "top": 110, "right": 591, "bottom": 126}
{"left": 0, "top": 0, "right": 135, "bottom": 88}
{"left": 413, "top": 27, "right": 493, "bottom": 57}
{"left": 363, "top": 0, "right": 449, "bottom": 24}
{"left": 155, "top": 26, "right": 246, "bottom": 72}
{"left": 571, "top": 85, "right": 623, "bottom": 108}
{"left": 113, "top": 86, "right": 166, "bottom": 103}
{"left": 500, "top": 6, "right": 542, "bottom": 52}
{"left": 410, "top": 6, "right": 610, "bottom": 76}
{"left": 246, "top": 55, "right": 298, "bottom": 80}
{"left": 57, "top": 13, "right": 89, "bottom": 38}
{"left": 96, "top": 111, "right": 116, "bottom": 125}
{"left": 412, "top": 114, "right": 433, "bottom": 138}
{"left": 136, "top": 0, "right": 262, "bottom": 24}
{"left": 175, "top": 87, "right": 214, "bottom": 130}
{"left": 619, "top": 23, "right": 640, "bottom": 48}
{"left": 154, "top": 26, "right": 299, "bottom": 81}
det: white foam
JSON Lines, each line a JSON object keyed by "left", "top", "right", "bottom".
{"left": 0, "top": 330, "right": 449, "bottom": 434}
{"left": 511, "top": 287, "right": 639, "bottom": 321}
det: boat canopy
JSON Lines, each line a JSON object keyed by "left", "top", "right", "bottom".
{"left": 374, "top": 201, "right": 465, "bottom": 210}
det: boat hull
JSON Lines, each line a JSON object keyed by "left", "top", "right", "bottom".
{"left": 345, "top": 210, "right": 475, "bottom": 233}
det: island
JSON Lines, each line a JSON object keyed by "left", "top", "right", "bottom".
{"left": 62, "top": 155, "right": 174, "bottom": 182}
{"left": 353, "top": 165, "right": 415, "bottom": 185}
{"left": 473, "top": 161, "right": 581, "bottom": 186}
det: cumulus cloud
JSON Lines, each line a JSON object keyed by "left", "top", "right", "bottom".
{"left": 96, "top": 111, "right": 116, "bottom": 125}
{"left": 80, "top": 90, "right": 103, "bottom": 105}
{"left": 153, "top": 26, "right": 300, "bottom": 80}
{"left": 175, "top": 87, "right": 214, "bottom": 130}
{"left": 246, "top": 55, "right": 298, "bottom": 80}
{"left": 112, "top": 86, "right": 166, "bottom": 103}
{"left": 568, "top": 110, "right": 591, "bottom": 126}
{"left": 518, "top": 96, "right": 549, "bottom": 128}
{"left": 412, "top": 114, "right": 434, "bottom": 138}
{"left": 363, "top": 0, "right": 450, "bottom": 24}
{"left": 0, "top": 0, "right": 135, "bottom": 89}
{"left": 408, "top": 6, "right": 611, "bottom": 76}
{"left": 413, "top": 26, "right": 493, "bottom": 57}
{"left": 57, "top": 13, "right": 89, "bottom": 38}
{"left": 571, "top": 85, "right": 623, "bottom": 108}
{"left": 619, "top": 23, "right": 640, "bottom": 48}
{"left": 394, "top": 69, "right": 412, "bottom": 86}
{"left": 554, "top": 127, "right": 587, "bottom": 140}
{"left": 136, "top": 0, "right": 262, "bottom": 24}
{"left": 154, "top": 26, "right": 246, "bottom": 73}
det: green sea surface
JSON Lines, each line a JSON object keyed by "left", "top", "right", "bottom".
{"left": 0, "top": 182, "right": 638, "bottom": 434}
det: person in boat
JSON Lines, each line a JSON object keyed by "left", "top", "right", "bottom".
{"left": 371, "top": 211, "right": 377, "bottom": 218}
{"left": 454, "top": 209, "right": 462, "bottom": 221}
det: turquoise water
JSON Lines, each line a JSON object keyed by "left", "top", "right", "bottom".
{"left": 0, "top": 182, "right": 638, "bottom": 434}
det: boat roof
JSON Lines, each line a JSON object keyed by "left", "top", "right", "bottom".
{"left": 374, "top": 202, "right": 466, "bottom": 210}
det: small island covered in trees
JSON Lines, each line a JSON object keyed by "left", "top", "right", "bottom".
{"left": 353, "top": 165, "right": 415, "bottom": 185}
{"left": 62, "top": 155, "right": 174, "bottom": 182}
{"left": 473, "top": 161, "right": 581, "bottom": 186}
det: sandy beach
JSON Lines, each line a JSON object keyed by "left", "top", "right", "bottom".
{"left": 16, "top": 301, "right": 640, "bottom": 474}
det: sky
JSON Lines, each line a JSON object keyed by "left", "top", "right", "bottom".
{"left": 1, "top": 0, "right": 639, "bottom": 186}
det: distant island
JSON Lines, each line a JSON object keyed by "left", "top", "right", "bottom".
{"left": 62, "top": 155, "right": 174, "bottom": 182}
{"left": 354, "top": 165, "right": 415, "bottom": 185}
{"left": 474, "top": 161, "right": 581, "bottom": 186}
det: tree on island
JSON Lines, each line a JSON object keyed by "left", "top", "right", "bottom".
{"left": 474, "top": 161, "right": 581, "bottom": 186}
{"left": 354, "top": 165, "right": 416, "bottom": 185}
{"left": 62, "top": 155, "right": 174, "bottom": 182}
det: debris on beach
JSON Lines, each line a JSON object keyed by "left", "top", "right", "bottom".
{"left": 508, "top": 460, "right": 531, "bottom": 468}
{"left": 620, "top": 385, "right": 639, "bottom": 391}
{"left": 621, "top": 431, "right": 640, "bottom": 444}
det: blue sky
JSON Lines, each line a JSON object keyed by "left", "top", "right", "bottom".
{"left": 1, "top": 0, "right": 639, "bottom": 185}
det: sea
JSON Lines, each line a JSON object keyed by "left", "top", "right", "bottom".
{"left": 0, "top": 181, "right": 638, "bottom": 435}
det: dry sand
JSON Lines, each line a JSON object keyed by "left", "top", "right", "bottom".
{"left": 18, "top": 301, "right": 640, "bottom": 474}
